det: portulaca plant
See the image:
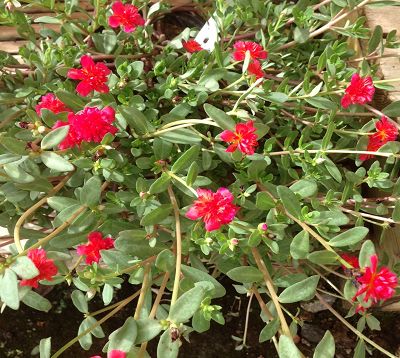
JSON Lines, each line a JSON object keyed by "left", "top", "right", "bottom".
{"left": 0, "top": 0, "right": 400, "bottom": 357}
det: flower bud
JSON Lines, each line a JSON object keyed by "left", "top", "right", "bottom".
{"left": 258, "top": 223, "right": 268, "bottom": 231}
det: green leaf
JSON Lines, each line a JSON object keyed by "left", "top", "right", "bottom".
{"left": 21, "top": 290, "right": 52, "bottom": 312}
{"left": 393, "top": 201, "right": 400, "bottom": 222}
{"left": 305, "top": 97, "right": 337, "bottom": 110}
{"left": 153, "top": 138, "right": 172, "bottom": 160}
{"left": 156, "top": 249, "right": 175, "bottom": 272}
{"left": 353, "top": 339, "right": 365, "bottom": 358}
{"left": 41, "top": 152, "right": 74, "bottom": 172}
{"left": 226, "top": 266, "right": 263, "bottom": 283}
{"left": 157, "top": 329, "right": 179, "bottom": 358}
{"left": 55, "top": 90, "right": 87, "bottom": 112}
{"left": 119, "top": 106, "right": 154, "bottom": 135}
{"left": 329, "top": 227, "right": 369, "bottom": 247}
{"left": 48, "top": 196, "right": 79, "bottom": 212}
{"left": 39, "top": 337, "right": 51, "bottom": 358}
{"left": 277, "top": 186, "right": 302, "bottom": 219}
{"left": 1, "top": 137, "right": 28, "bottom": 155}
{"left": 71, "top": 290, "right": 88, "bottom": 313}
{"left": 135, "top": 319, "right": 163, "bottom": 344}
{"left": 41, "top": 125, "right": 70, "bottom": 150}
{"left": 307, "top": 250, "right": 338, "bottom": 264}
{"left": 186, "top": 162, "right": 199, "bottom": 186}
{"left": 278, "top": 335, "right": 302, "bottom": 358}
{"left": 10, "top": 256, "right": 39, "bottom": 279}
{"left": 294, "top": 27, "right": 310, "bottom": 43}
{"left": 171, "top": 145, "right": 201, "bottom": 173}
{"left": 314, "top": 331, "right": 335, "bottom": 358}
{"left": 84, "top": 316, "right": 105, "bottom": 338}
{"left": 368, "top": 25, "right": 383, "bottom": 54}
{"left": 115, "top": 230, "right": 168, "bottom": 258}
{"left": 203, "top": 103, "right": 235, "bottom": 130}
{"left": 4, "top": 163, "right": 35, "bottom": 183}
{"left": 382, "top": 101, "right": 400, "bottom": 117}
{"left": 102, "top": 284, "right": 113, "bottom": 306}
{"left": 108, "top": 317, "right": 137, "bottom": 352}
{"left": 0, "top": 269, "right": 19, "bottom": 310}
{"left": 343, "top": 280, "right": 357, "bottom": 300}
{"left": 263, "top": 92, "right": 289, "bottom": 104}
{"left": 35, "top": 15, "right": 62, "bottom": 23}
{"left": 149, "top": 174, "right": 171, "bottom": 195}
{"left": 192, "top": 310, "right": 211, "bottom": 333}
{"left": 78, "top": 319, "right": 93, "bottom": 350}
{"left": 290, "top": 180, "right": 317, "bottom": 198}
{"left": 359, "top": 240, "right": 375, "bottom": 268}
{"left": 290, "top": 231, "right": 309, "bottom": 259}
{"left": 180, "top": 265, "right": 226, "bottom": 298}
{"left": 278, "top": 275, "right": 320, "bottom": 303}
{"left": 259, "top": 319, "right": 280, "bottom": 343}
{"left": 168, "top": 283, "right": 208, "bottom": 323}
{"left": 140, "top": 204, "right": 172, "bottom": 226}
{"left": 366, "top": 315, "right": 381, "bottom": 331}
{"left": 80, "top": 176, "right": 102, "bottom": 207}
{"left": 256, "top": 192, "right": 276, "bottom": 210}
{"left": 159, "top": 128, "right": 202, "bottom": 144}
{"left": 92, "top": 30, "right": 117, "bottom": 54}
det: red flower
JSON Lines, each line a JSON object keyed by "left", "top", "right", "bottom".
{"left": 35, "top": 94, "right": 72, "bottom": 115}
{"left": 186, "top": 188, "right": 239, "bottom": 231}
{"left": 91, "top": 350, "right": 126, "bottom": 358}
{"left": 232, "top": 41, "right": 268, "bottom": 61}
{"left": 108, "top": 1, "right": 144, "bottom": 33}
{"left": 247, "top": 60, "right": 264, "bottom": 79}
{"left": 77, "top": 231, "right": 115, "bottom": 264}
{"left": 182, "top": 39, "right": 203, "bottom": 53}
{"left": 20, "top": 249, "right": 58, "bottom": 288}
{"left": 353, "top": 254, "right": 397, "bottom": 304}
{"left": 341, "top": 254, "right": 360, "bottom": 269}
{"left": 67, "top": 55, "right": 111, "bottom": 96}
{"left": 360, "top": 116, "right": 398, "bottom": 161}
{"left": 220, "top": 120, "right": 258, "bottom": 155}
{"left": 52, "top": 106, "right": 118, "bottom": 150}
{"left": 341, "top": 73, "right": 375, "bottom": 108}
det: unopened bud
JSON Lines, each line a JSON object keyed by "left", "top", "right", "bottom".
{"left": 37, "top": 125, "right": 46, "bottom": 134}
{"left": 258, "top": 223, "right": 268, "bottom": 231}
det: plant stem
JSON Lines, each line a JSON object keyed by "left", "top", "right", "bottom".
{"left": 340, "top": 207, "right": 396, "bottom": 224}
{"left": 364, "top": 104, "right": 400, "bottom": 131}
{"left": 160, "top": 119, "right": 218, "bottom": 130}
{"left": 242, "top": 292, "right": 254, "bottom": 347}
{"left": 315, "top": 292, "right": 397, "bottom": 358}
{"left": 167, "top": 171, "right": 198, "bottom": 197}
{"left": 15, "top": 206, "right": 86, "bottom": 259}
{"left": 278, "top": 0, "right": 371, "bottom": 50}
{"left": 147, "top": 121, "right": 219, "bottom": 137}
{"left": 52, "top": 290, "right": 141, "bottom": 358}
{"left": 138, "top": 272, "right": 170, "bottom": 358}
{"left": 167, "top": 186, "right": 182, "bottom": 307}
{"left": 13, "top": 173, "right": 73, "bottom": 253}
{"left": 251, "top": 247, "right": 291, "bottom": 337}
{"left": 232, "top": 77, "right": 264, "bottom": 112}
{"left": 267, "top": 148, "right": 400, "bottom": 159}
{"left": 134, "top": 264, "right": 152, "bottom": 320}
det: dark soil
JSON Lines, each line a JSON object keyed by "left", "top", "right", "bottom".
{"left": 0, "top": 277, "right": 399, "bottom": 358}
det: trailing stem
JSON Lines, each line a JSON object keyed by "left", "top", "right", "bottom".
{"left": 251, "top": 247, "right": 291, "bottom": 337}
{"left": 138, "top": 272, "right": 170, "bottom": 358}
{"left": 52, "top": 289, "right": 142, "bottom": 358}
{"left": 134, "top": 264, "right": 152, "bottom": 320}
{"left": 315, "top": 292, "right": 397, "bottom": 358}
{"left": 13, "top": 172, "right": 74, "bottom": 253}
{"left": 167, "top": 186, "right": 182, "bottom": 306}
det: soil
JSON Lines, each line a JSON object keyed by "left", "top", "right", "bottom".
{"left": 0, "top": 277, "right": 399, "bottom": 358}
